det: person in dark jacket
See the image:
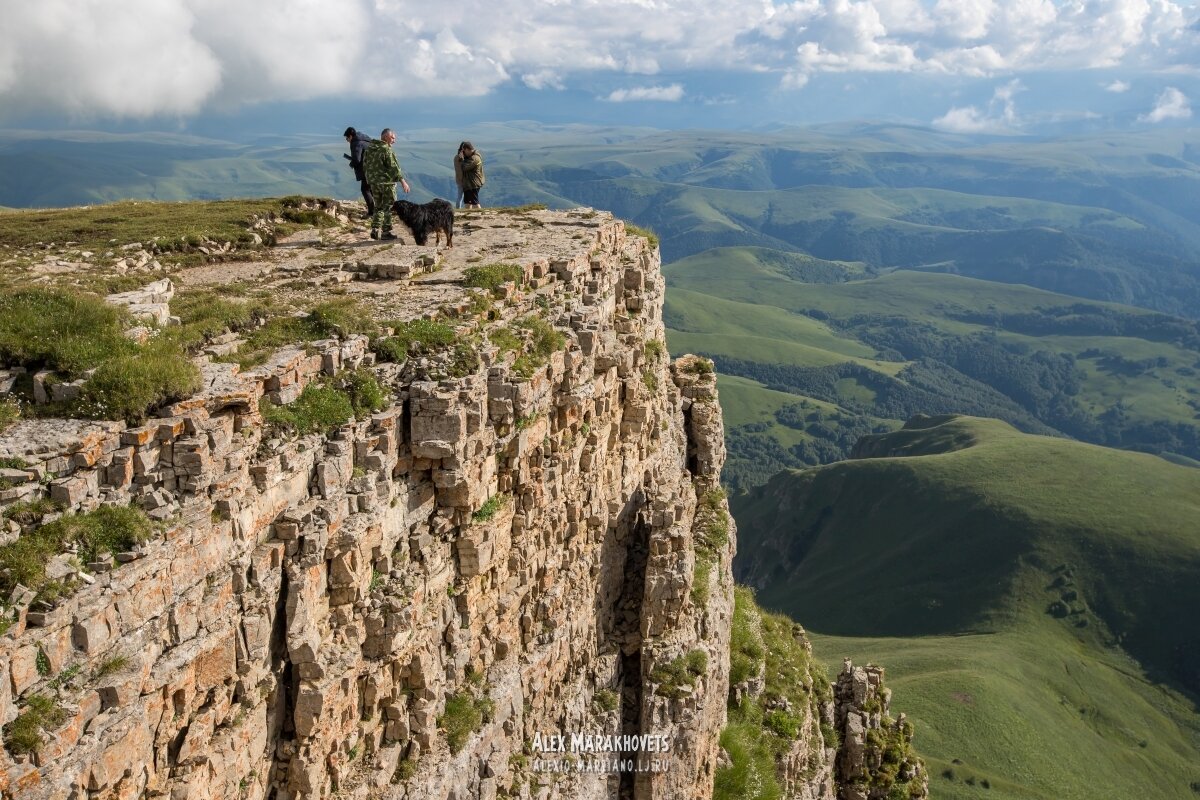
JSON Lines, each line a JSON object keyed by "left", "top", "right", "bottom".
{"left": 343, "top": 127, "right": 375, "bottom": 217}
{"left": 452, "top": 142, "right": 466, "bottom": 208}
{"left": 457, "top": 142, "right": 484, "bottom": 208}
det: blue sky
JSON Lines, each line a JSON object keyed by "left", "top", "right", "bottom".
{"left": 1, "top": 0, "right": 1197, "bottom": 136}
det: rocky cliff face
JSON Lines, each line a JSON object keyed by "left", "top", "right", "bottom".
{"left": 0, "top": 208, "right": 734, "bottom": 799}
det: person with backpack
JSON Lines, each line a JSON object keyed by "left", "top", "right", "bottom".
{"left": 343, "top": 126, "right": 375, "bottom": 217}
{"left": 458, "top": 142, "right": 484, "bottom": 209}
{"left": 452, "top": 142, "right": 466, "bottom": 208}
{"left": 363, "top": 128, "right": 411, "bottom": 240}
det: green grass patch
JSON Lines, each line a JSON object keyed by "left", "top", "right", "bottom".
{"left": 392, "top": 755, "right": 419, "bottom": 782}
{"left": 0, "top": 288, "right": 202, "bottom": 422}
{"left": 494, "top": 203, "right": 548, "bottom": 213}
{"left": 625, "top": 223, "right": 659, "bottom": 249}
{"left": 592, "top": 689, "right": 620, "bottom": 713}
{"left": 3, "top": 694, "right": 67, "bottom": 755}
{"left": 463, "top": 263, "right": 523, "bottom": 295}
{"left": 93, "top": 654, "right": 129, "bottom": 679}
{"left": 70, "top": 337, "right": 202, "bottom": 423}
{"left": 233, "top": 297, "right": 382, "bottom": 367}
{"left": 692, "top": 551, "right": 714, "bottom": 607}
{"left": 169, "top": 289, "right": 273, "bottom": 352}
{"left": 0, "top": 289, "right": 135, "bottom": 378}
{"left": 261, "top": 381, "right": 356, "bottom": 436}
{"left": 489, "top": 327, "right": 522, "bottom": 355}
{"left": 373, "top": 319, "right": 456, "bottom": 363}
{"left": 650, "top": 649, "right": 708, "bottom": 700}
{"left": 0, "top": 505, "right": 155, "bottom": 601}
{"left": 440, "top": 690, "right": 493, "bottom": 754}
{"left": 3, "top": 498, "right": 63, "bottom": 526}
{"left": 0, "top": 398, "right": 19, "bottom": 432}
{"left": 472, "top": 494, "right": 508, "bottom": 524}
{"left": 728, "top": 588, "right": 767, "bottom": 687}
{"left": 330, "top": 368, "right": 389, "bottom": 419}
{"left": 306, "top": 297, "right": 380, "bottom": 339}
{"left": 510, "top": 316, "right": 566, "bottom": 379}
{"left": 442, "top": 340, "right": 483, "bottom": 379}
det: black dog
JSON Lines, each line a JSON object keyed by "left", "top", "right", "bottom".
{"left": 391, "top": 198, "right": 454, "bottom": 247}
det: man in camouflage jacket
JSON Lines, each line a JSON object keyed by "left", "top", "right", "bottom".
{"left": 363, "top": 128, "right": 411, "bottom": 239}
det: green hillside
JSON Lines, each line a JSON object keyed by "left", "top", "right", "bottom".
{"left": 730, "top": 415, "right": 1200, "bottom": 799}
{"left": 664, "top": 249, "right": 1200, "bottom": 488}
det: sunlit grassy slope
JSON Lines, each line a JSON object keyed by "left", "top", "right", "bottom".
{"left": 665, "top": 247, "right": 1200, "bottom": 487}
{"left": 731, "top": 415, "right": 1200, "bottom": 799}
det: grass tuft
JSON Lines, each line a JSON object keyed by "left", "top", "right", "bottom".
{"left": 593, "top": 689, "right": 620, "bottom": 713}
{"left": 3, "top": 693, "right": 67, "bottom": 755}
{"left": 331, "top": 368, "right": 390, "bottom": 419}
{"left": 440, "top": 690, "right": 492, "bottom": 754}
{"left": 625, "top": 223, "right": 660, "bottom": 249}
{"left": 650, "top": 650, "right": 708, "bottom": 699}
{"left": 0, "top": 398, "right": 18, "bottom": 431}
{"left": 373, "top": 319, "right": 457, "bottom": 364}
{"left": 70, "top": 339, "right": 202, "bottom": 423}
{"left": 463, "top": 263, "right": 523, "bottom": 295}
{"left": 472, "top": 494, "right": 508, "bottom": 524}
{"left": 261, "top": 383, "right": 353, "bottom": 436}
{"left": 93, "top": 654, "right": 130, "bottom": 678}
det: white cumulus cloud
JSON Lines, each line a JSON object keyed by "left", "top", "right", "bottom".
{"left": 1104, "top": 79, "right": 1131, "bottom": 92}
{"left": 521, "top": 70, "right": 566, "bottom": 91}
{"left": 932, "top": 79, "right": 1024, "bottom": 132}
{"left": 1139, "top": 86, "right": 1192, "bottom": 122}
{"left": 0, "top": 0, "right": 1197, "bottom": 118}
{"left": 604, "top": 84, "right": 685, "bottom": 102}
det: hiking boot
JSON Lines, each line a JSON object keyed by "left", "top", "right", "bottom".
{"left": 369, "top": 229, "right": 380, "bottom": 240}
{"left": 381, "top": 232, "right": 399, "bottom": 241}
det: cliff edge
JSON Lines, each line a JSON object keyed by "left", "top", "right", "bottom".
{"left": 0, "top": 204, "right": 734, "bottom": 800}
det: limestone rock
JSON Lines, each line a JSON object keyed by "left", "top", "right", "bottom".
{"left": 0, "top": 209, "right": 733, "bottom": 800}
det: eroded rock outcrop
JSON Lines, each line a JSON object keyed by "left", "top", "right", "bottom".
{"left": 0, "top": 209, "right": 733, "bottom": 799}
{"left": 833, "top": 660, "right": 927, "bottom": 800}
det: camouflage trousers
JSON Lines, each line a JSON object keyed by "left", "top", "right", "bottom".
{"left": 370, "top": 183, "right": 397, "bottom": 232}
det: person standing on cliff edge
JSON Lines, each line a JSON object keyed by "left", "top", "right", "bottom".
{"left": 343, "top": 126, "right": 375, "bottom": 217}
{"left": 363, "top": 128, "right": 411, "bottom": 240}
{"left": 452, "top": 142, "right": 466, "bottom": 208}
{"left": 458, "top": 142, "right": 484, "bottom": 209}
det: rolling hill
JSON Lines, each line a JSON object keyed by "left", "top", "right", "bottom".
{"left": 730, "top": 414, "right": 1200, "bottom": 800}
{"left": 664, "top": 249, "right": 1200, "bottom": 488}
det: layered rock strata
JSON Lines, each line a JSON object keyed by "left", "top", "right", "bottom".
{"left": 0, "top": 210, "right": 733, "bottom": 800}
